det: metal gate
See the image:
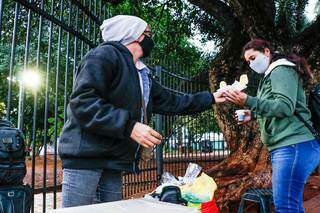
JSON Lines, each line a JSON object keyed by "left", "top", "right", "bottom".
{"left": 0, "top": 1, "right": 109, "bottom": 212}
{"left": 0, "top": 0, "right": 229, "bottom": 212}
{"left": 122, "top": 63, "right": 229, "bottom": 199}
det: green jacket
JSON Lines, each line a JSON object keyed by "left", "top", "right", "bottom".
{"left": 245, "top": 65, "right": 314, "bottom": 151}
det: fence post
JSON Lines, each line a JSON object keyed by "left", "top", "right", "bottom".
{"left": 155, "top": 65, "right": 164, "bottom": 183}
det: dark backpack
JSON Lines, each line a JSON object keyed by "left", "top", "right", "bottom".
{"left": 0, "top": 120, "right": 26, "bottom": 186}
{"left": 0, "top": 184, "right": 33, "bottom": 213}
{"left": 295, "top": 83, "right": 320, "bottom": 141}
{"left": 309, "top": 83, "right": 320, "bottom": 132}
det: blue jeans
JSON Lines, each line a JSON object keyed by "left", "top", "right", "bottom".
{"left": 271, "top": 139, "right": 320, "bottom": 213}
{"left": 62, "top": 168, "right": 123, "bottom": 208}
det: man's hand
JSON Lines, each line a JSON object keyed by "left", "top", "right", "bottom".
{"left": 130, "top": 122, "right": 163, "bottom": 148}
{"left": 213, "top": 91, "right": 227, "bottom": 104}
{"left": 225, "top": 90, "right": 248, "bottom": 106}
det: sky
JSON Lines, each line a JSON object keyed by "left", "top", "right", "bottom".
{"left": 305, "top": 0, "right": 318, "bottom": 20}
{"left": 190, "top": 0, "right": 319, "bottom": 55}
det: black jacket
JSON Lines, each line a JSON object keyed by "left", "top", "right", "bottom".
{"left": 58, "top": 41, "right": 214, "bottom": 173}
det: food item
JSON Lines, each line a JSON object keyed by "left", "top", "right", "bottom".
{"left": 217, "top": 74, "right": 249, "bottom": 92}
{"left": 219, "top": 81, "right": 227, "bottom": 89}
{"left": 239, "top": 74, "right": 248, "bottom": 86}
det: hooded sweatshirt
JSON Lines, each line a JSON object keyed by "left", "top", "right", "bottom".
{"left": 58, "top": 41, "right": 215, "bottom": 172}
{"left": 245, "top": 59, "right": 315, "bottom": 151}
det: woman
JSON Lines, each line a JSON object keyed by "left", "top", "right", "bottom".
{"left": 225, "top": 39, "right": 320, "bottom": 212}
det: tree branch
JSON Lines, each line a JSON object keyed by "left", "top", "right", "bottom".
{"left": 102, "top": 0, "right": 125, "bottom": 4}
{"left": 293, "top": 17, "right": 320, "bottom": 57}
{"left": 187, "top": 0, "right": 241, "bottom": 34}
{"left": 229, "top": 0, "right": 276, "bottom": 40}
{"left": 296, "top": 0, "right": 309, "bottom": 31}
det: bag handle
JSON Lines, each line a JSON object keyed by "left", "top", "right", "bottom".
{"left": 0, "top": 120, "right": 14, "bottom": 128}
{"left": 294, "top": 111, "right": 320, "bottom": 141}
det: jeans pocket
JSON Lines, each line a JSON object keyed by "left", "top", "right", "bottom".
{"left": 270, "top": 144, "right": 296, "bottom": 164}
{"left": 311, "top": 139, "right": 320, "bottom": 149}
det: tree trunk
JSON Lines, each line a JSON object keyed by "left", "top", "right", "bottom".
{"left": 206, "top": 41, "right": 272, "bottom": 209}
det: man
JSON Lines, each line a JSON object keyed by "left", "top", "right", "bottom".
{"left": 58, "top": 15, "right": 226, "bottom": 207}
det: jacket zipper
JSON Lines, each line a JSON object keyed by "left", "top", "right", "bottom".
{"left": 131, "top": 61, "right": 144, "bottom": 173}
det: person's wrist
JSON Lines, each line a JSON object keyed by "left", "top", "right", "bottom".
{"left": 242, "top": 94, "right": 248, "bottom": 106}
{"left": 244, "top": 95, "right": 254, "bottom": 107}
{"left": 124, "top": 120, "right": 137, "bottom": 137}
{"left": 211, "top": 93, "right": 216, "bottom": 104}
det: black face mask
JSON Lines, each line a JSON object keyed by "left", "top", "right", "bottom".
{"left": 139, "top": 35, "right": 154, "bottom": 58}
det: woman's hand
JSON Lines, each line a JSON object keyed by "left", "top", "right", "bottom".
{"left": 234, "top": 110, "right": 252, "bottom": 125}
{"left": 225, "top": 90, "right": 248, "bottom": 106}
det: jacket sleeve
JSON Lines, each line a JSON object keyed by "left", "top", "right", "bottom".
{"left": 69, "top": 54, "right": 136, "bottom": 138}
{"left": 245, "top": 66, "right": 299, "bottom": 118}
{"left": 151, "top": 79, "right": 215, "bottom": 115}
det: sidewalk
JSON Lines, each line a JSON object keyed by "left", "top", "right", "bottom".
{"left": 34, "top": 192, "right": 62, "bottom": 213}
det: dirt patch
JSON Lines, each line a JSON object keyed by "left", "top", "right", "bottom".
{"left": 24, "top": 155, "right": 62, "bottom": 191}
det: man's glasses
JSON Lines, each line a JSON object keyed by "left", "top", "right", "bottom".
{"left": 143, "top": 30, "right": 154, "bottom": 39}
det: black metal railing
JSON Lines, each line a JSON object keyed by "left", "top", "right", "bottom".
{"left": 0, "top": 0, "right": 108, "bottom": 212}
{"left": 122, "top": 65, "right": 228, "bottom": 199}
{"left": 0, "top": 0, "right": 229, "bottom": 212}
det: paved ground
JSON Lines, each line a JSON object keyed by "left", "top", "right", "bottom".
{"left": 34, "top": 192, "right": 62, "bottom": 213}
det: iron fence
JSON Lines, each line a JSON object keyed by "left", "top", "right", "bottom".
{"left": 122, "top": 64, "right": 230, "bottom": 199}
{"left": 0, "top": 0, "right": 229, "bottom": 212}
{"left": 0, "top": 0, "right": 108, "bottom": 212}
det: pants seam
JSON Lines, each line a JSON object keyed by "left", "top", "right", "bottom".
{"left": 288, "top": 145, "right": 298, "bottom": 212}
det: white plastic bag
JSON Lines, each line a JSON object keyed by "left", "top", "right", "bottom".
{"left": 179, "top": 163, "right": 202, "bottom": 185}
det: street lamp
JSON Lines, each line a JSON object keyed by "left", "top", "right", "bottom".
{"left": 20, "top": 69, "right": 42, "bottom": 91}
{"left": 17, "top": 69, "right": 42, "bottom": 129}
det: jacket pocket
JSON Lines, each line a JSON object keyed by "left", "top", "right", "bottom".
{"left": 78, "top": 131, "right": 113, "bottom": 157}
{"left": 259, "top": 117, "right": 276, "bottom": 146}
{"left": 106, "top": 138, "right": 138, "bottom": 161}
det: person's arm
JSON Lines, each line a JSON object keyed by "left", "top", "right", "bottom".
{"left": 245, "top": 66, "right": 299, "bottom": 118}
{"left": 69, "top": 54, "right": 136, "bottom": 138}
{"left": 151, "top": 79, "right": 215, "bottom": 115}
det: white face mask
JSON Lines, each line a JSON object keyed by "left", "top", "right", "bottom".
{"left": 249, "top": 53, "right": 270, "bottom": 74}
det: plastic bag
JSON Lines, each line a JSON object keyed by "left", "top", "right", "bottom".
{"left": 161, "top": 172, "right": 180, "bottom": 185}
{"left": 179, "top": 163, "right": 202, "bottom": 185}
{"left": 180, "top": 173, "right": 217, "bottom": 203}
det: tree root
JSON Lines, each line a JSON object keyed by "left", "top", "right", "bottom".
{"left": 214, "top": 170, "right": 272, "bottom": 210}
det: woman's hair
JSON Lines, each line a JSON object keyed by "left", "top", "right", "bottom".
{"left": 242, "top": 39, "right": 313, "bottom": 88}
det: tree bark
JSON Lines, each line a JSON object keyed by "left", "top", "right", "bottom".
{"left": 293, "top": 17, "right": 320, "bottom": 57}
{"left": 186, "top": 0, "right": 242, "bottom": 37}
{"left": 229, "top": 0, "right": 276, "bottom": 40}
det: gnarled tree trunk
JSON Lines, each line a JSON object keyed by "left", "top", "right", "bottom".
{"left": 188, "top": 0, "right": 320, "bottom": 209}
